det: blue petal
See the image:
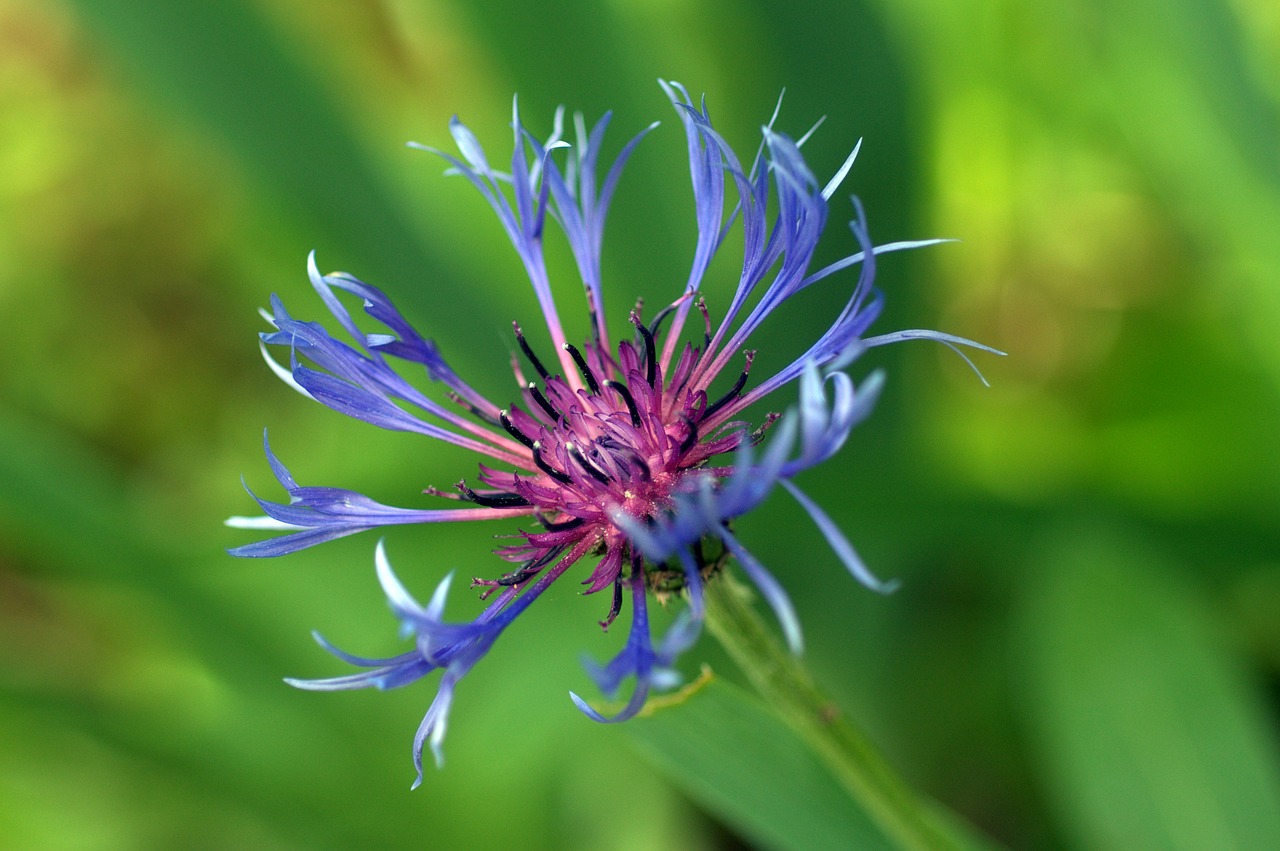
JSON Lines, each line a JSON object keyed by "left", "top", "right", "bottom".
{"left": 717, "top": 528, "right": 803, "bottom": 654}
{"left": 780, "top": 479, "right": 899, "bottom": 594}
{"left": 227, "top": 524, "right": 367, "bottom": 558}
{"left": 284, "top": 656, "right": 432, "bottom": 692}
{"left": 862, "top": 329, "right": 1007, "bottom": 386}
{"left": 375, "top": 540, "right": 434, "bottom": 621}
{"left": 574, "top": 569, "right": 660, "bottom": 723}
{"left": 311, "top": 630, "right": 420, "bottom": 668}
{"left": 411, "top": 671, "right": 460, "bottom": 786}
{"left": 449, "top": 116, "right": 491, "bottom": 173}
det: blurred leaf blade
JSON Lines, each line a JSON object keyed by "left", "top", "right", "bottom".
{"left": 1016, "top": 525, "right": 1280, "bottom": 850}
{"left": 627, "top": 676, "right": 896, "bottom": 851}
{"left": 1091, "top": 0, "right": 1280, "bottom": 380}
{"left": 63, "top": 0, "right": 483, "bottom": 327}
{"left": 0, "top": 406, "right": 172, "bottom": 582}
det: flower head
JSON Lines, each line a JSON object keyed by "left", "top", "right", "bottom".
{"left": 229, "top": 81, "right": 998, "bottom": 788}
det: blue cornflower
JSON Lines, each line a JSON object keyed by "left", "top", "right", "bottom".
{"left": 229, "top": 81, "right": 997, "bottom": 787}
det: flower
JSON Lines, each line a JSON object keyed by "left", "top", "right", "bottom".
{"left": 228, "top": 81, "right": 997, "bottom": 788}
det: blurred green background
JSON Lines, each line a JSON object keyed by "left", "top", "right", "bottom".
{"left": 2, "top": 0, "right": 1278, "bottom": 848}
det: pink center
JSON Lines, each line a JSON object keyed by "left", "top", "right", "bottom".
{"left": 463, "top": 310, "right": 759, "bottom": 624}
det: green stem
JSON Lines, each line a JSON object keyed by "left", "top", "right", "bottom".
{"left": 704, "top": 572, "right": 961, "bottom": 851}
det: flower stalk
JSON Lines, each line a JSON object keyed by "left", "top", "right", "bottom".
{"left": 704, "top": 571, "right": 959, "bottom": 851}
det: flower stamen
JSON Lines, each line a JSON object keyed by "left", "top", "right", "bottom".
{"left": 600, "top": 575, "right": 624, "bottom": 629}
{"left": 447, "top": 391, "right": 501, "bottom": 427}
{"left": 456, "top": 481, "right": 531, "bottom": 508}
{"left": 594, "top": 437, "right": 653, "bottom": 481}
{"left": 676, "top": 415, "right": 700, "bottom": 458}
{"left": 604, "top": 380, "right": 642, "bottom": 427}
{"left": 497, "top": 409, "right": 536, "bottom": 449}
{"left": 705, "top": 350, "right": 756, "bottom": 419}
{"left": 563, "top": 343, "right": 602, "bottom": 394}
{"left": 566, "top": 442, "right": 611, "bottom": 484}
{"left": 527, "top": 382, "right": 562, "bottom": 421}
{"left": 513, "top": 322, "right": 551, "bottom": 380}
{"left": 750, "top": 412, "right": 782, "bottom": 445}
{"left": 537, "top": 513, "right": 585, "bottom": 532}
{"left": 531, "top": 440, "right": 573, "bottom": 485}
{"left": 631, "top": 314, "right": 658, "bottom": 386}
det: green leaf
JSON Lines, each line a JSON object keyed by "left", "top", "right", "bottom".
{"left": 627, "top": 676, "right": 895, "bottom": 851}
{"left": 1015, "top": 524, "right": 1280, "bottom": 850}
{"left": 63, "top": 0, "right": 491, "bottom": 355}
{"left": 1086, "top": 0, "right": 1280, "bottom": 382}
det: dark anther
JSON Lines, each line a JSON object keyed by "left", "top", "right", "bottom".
{"left": 472, "top": 545, "right": 564, "bottom": 597}
{"left": 567, "top": 442, "right": 611, "bottom": 484}
{"left": 704, "top": 350, "right": 756, "bottom": 419}
{"left": 537, "top": 514, "right": 585, "bottom": 532}
{"left": 696, "top": 297, "right": 712, "bottom": 351}
{"left": 496, "top": 563, "right": 544, "bottom": 586}
{"left": 475, "top": 557, "right": 547, "bottom": 594}
{"left": 563, "top": 343, "right": 601, "bottom": 395}
{"left": 634, "top": 319, "right": 657, "bottom": 386}
{"left": 498, "top": 409, "right": 536, "bottom": 449}
{"left": 448, "top": 391, "right": 500, "bottom": 426}
{"left": 531, "top": 441, "right": 573, "bottom": 485}
{"left": 528, "top": 381, "right": 561, "bottom": 421}
{"left": 611, "top": 443, "right": 652, "bottom": 481}
{"left": 647, "top": 302, "right": 678, "bottom": 338}
{"left": 604, "top": 380, "right": 642, "bottom": 427}
{"left": 599, "top": 576, "right": 623, "bottom": 630}
{"left": 513, "top": 322, "right": 550, "bottom": 380}
{"left": 457, "top": 481, "right": 531, "bottom": 508}
{"left": 676, "top": 414, "right": 700, "bottom": 457}
{"left": 586, "top": 294, "right": 603, "bottom": 344}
